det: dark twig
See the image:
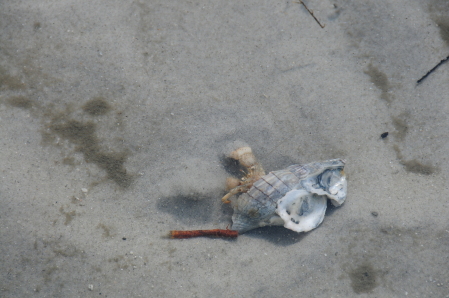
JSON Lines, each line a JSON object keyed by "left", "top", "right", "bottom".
{"left": 297, "top": 1, "right": 325, "bottom": 28}
{"left": 417, "top": 55, "right": 449, "bottom": 84}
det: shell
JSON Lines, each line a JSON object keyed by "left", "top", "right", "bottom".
{"left": 228, "top": 158, "right": 347, "bottom": 233}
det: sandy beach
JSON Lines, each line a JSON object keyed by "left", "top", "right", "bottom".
{"left": 1, "top": 0, "right": 449, "bottom": 297}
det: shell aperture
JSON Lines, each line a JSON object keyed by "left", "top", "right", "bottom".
{"left": 276, "top": 190, "right": 327, "bottom": 232}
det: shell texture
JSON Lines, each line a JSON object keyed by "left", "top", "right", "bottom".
{"left": 230, "top": 158, "right": 347, "bottom": 233}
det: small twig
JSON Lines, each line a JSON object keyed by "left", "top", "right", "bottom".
{"left": 296, "top": 1, "right": 325, "bottom": 29}
{"left": 169, "top": 228, "right": 238, "bottom": 239}
{"left": 417, "top": 55, "right": 449, "bottom": 84}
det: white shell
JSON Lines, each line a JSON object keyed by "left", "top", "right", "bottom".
{"left": 229, "top": 159, "right": 347, "bottom": 233}
{"left": 276, "top": 190, "right": 327, "bottom": 233}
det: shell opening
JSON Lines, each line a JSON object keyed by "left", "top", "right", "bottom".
{"left": 275, "top": 189, "right": 327, "bottom": 233}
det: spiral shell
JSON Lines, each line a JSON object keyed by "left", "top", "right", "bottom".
{"left": 228, "top": 158, "right": 347, "bottom": 233}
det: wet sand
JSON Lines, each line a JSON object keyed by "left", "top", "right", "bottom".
{"left": 1, "top": 0, "right": 449, "bottom": 297}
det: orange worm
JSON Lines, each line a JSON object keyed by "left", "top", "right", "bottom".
{"left": 169, "top": 228, "right": 238, "bottom": 239}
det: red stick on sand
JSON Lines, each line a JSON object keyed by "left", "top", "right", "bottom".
{"left": 169, "top": 228, "right": 238, "bottom": 239}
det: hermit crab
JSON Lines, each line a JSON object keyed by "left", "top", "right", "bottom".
{"left": 170, "top": 146, "right": 347, "bottom": 238}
